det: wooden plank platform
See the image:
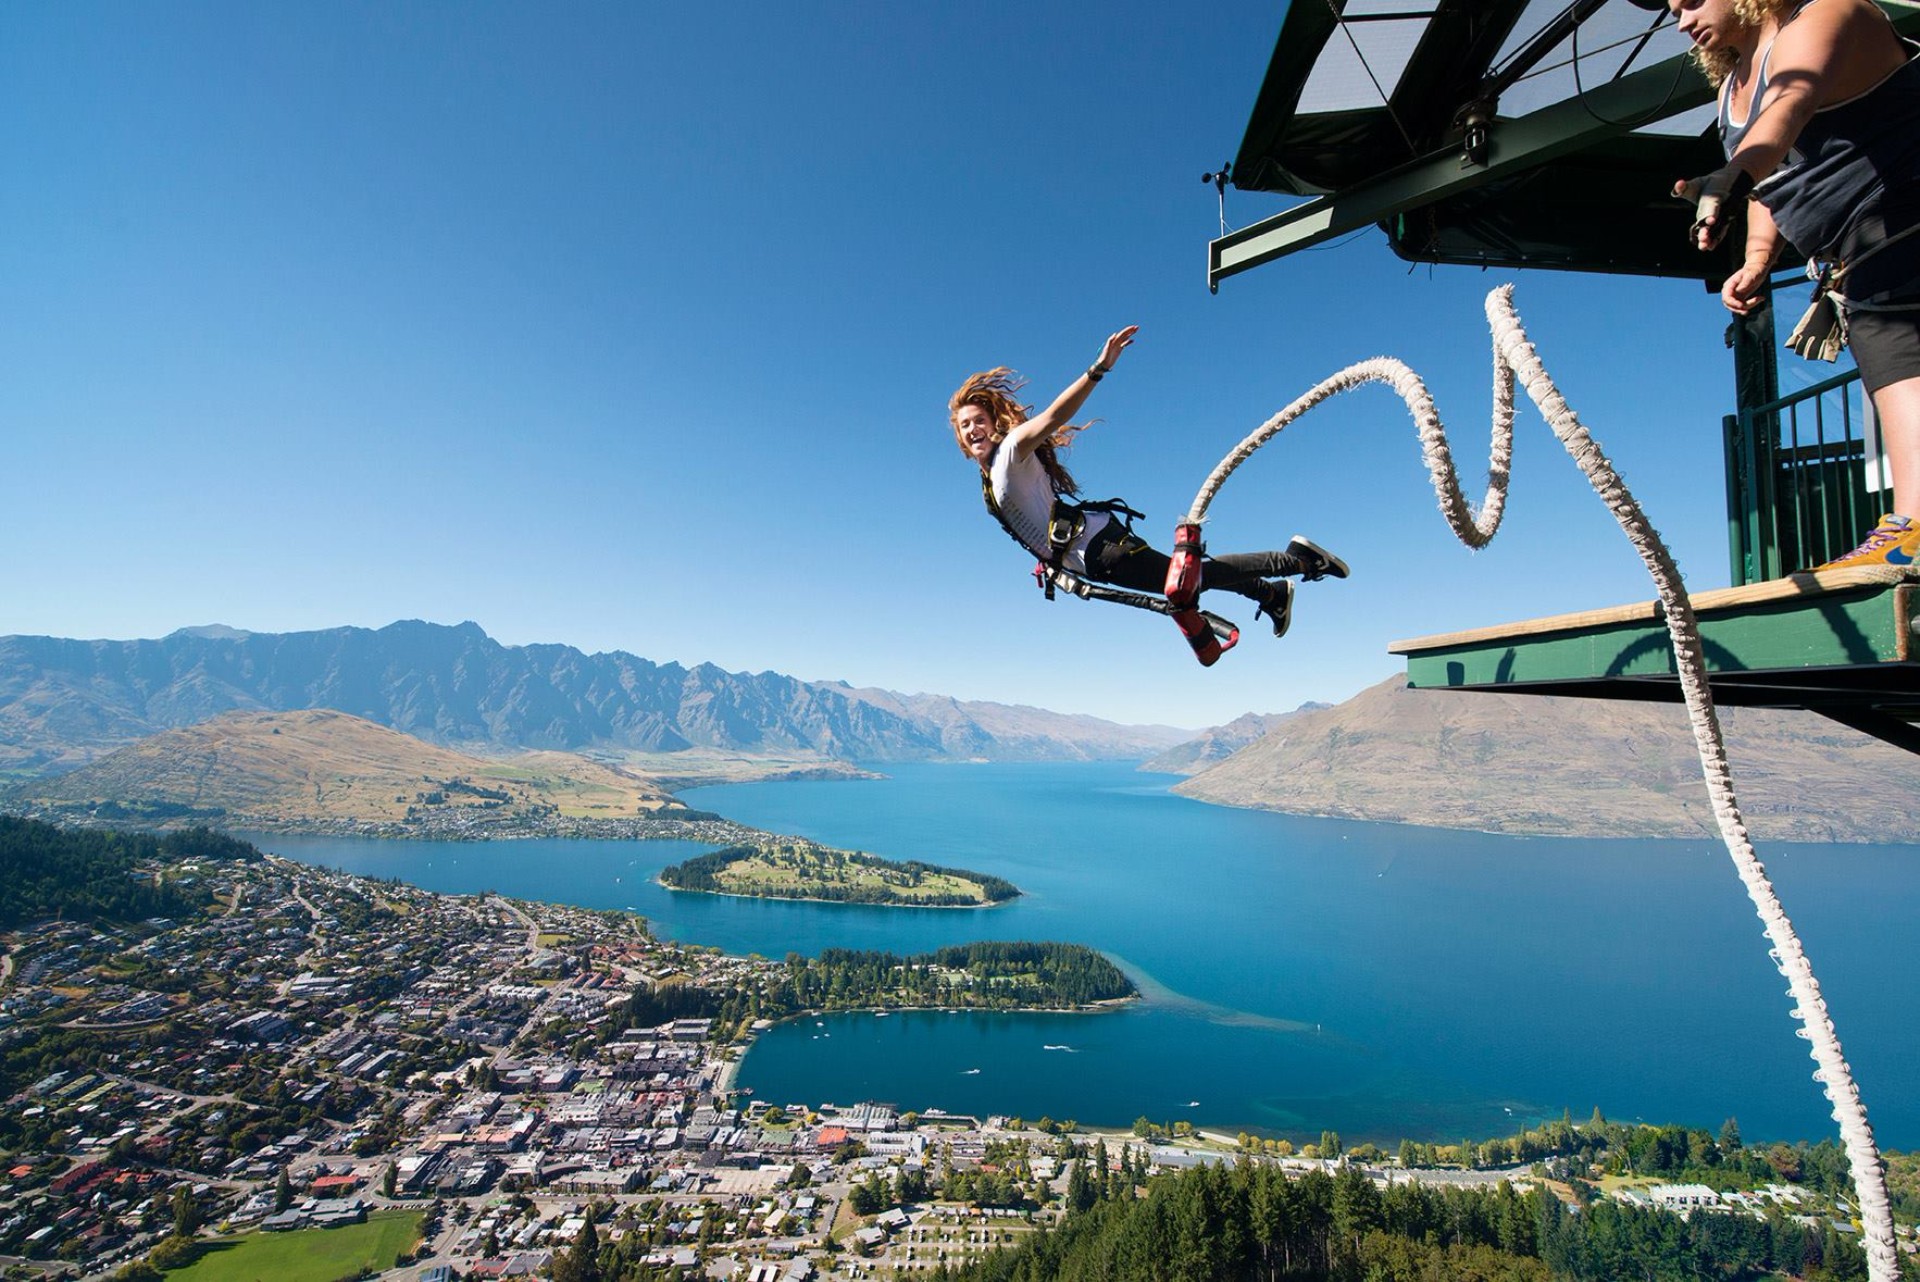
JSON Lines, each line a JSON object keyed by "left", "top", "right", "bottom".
{"left": 1388, "top": 568, "right": 1920, "bottom": 750}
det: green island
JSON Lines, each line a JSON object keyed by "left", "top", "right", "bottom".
{"left": 658, "top": 838, "right": 1020, "bottom": 907}
{"left": 631, "top": 941, "right": 1137, "bottom": 1031}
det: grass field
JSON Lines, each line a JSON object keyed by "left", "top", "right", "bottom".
{"left": 167, "top": 1209, "right": 423, "bottom": 1282}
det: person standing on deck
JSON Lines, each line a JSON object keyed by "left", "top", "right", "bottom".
{"left": 1672, "top": 0, "right": 1920, "bottom": 568}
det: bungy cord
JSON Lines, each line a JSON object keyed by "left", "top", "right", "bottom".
{"left": 1184, "top": 284, "right": 1897, "bottom": 1282}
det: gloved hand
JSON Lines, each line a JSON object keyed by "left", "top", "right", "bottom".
{"left": 1673, "top": 163, "right": 1756, "bottom": 251}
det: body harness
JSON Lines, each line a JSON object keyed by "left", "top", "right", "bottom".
{"left": 1784, "top": 221, "right": 1920, "bottom": 361}
{"left": 978, "top": 467, "right": 1240, "bottom": 666}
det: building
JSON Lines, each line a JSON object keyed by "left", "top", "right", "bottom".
{"left": 1650, "top": 1184, "right": 1724, "bottom": 1214}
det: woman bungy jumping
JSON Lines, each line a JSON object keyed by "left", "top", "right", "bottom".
{"left": 950, "top": 325, "right": 1348, "bottom": 639}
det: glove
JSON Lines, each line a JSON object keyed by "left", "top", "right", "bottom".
{"left": 1674, "top": 163, "right": 1755, "bottom": 250}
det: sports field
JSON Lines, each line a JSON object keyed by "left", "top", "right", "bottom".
{"left": 166, "top": 1209, "right": 423, "bottom": 1282}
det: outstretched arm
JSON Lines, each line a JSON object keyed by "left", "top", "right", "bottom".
{"left": 1003, "top": 327, "right": 1138, "bottom": 462}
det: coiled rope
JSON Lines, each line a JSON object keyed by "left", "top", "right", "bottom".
{"left": 1186, "top": 284, "right": 1897, "bottom": 1281}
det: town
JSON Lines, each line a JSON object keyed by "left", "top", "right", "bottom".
{"left": 0, "top": 849, "right": 1115, "bottom": 1280}
{"left": 0, "top": 841, "right": 1909, "bottom": 1281}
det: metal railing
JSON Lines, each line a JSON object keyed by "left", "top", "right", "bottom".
{"left": 1723, "top": 367, "right": 1884, "bottom": 584}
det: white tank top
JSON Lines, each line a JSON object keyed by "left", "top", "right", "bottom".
{"left": 988, "top": 447, "right": 1109, "bottom": 575}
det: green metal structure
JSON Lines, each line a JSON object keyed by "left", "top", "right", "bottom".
{"left": 1214, "top": 0, "right": 1920, "bottom": 748}
{"left": 1391, "top": 574, "right": 1920, "bottom": 750}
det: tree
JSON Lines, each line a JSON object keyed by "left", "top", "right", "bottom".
{"left": 170, "top": 1186, "right": 200, "bottom": 1237}
{"left": 1719, "top": 1116, "right": 1743, "bottom": 1152}
{"left": 553, "top": 1212, "right": 602, "bottom": 1282}
{"left": 381, "top": 1163, "right": 397, "bottom": 1198}
{"left": 148, "top": 1235, "right": 201, "bottom": 1272}
{"left": 1319, "top": 1130, "right": 1343, "bottom": 1160}
{"left": 849, "top": 1172, "right": 889, "bottom": 1216}
{"left": 1330, "top": 1166, "right": 1383, "bottom": 1274}
{"left": 274, "top": 1165, "right": 293, "bottom": 1212}
{"left": 1067, "top": 1157, "right": 1096, "bottom": 1213}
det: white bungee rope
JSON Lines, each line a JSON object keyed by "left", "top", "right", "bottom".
{"left": 1186, "top": 284, "right": 1897, "bottom": 1281}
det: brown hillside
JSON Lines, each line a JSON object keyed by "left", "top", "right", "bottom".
{"left": 1173, "top": 676, "right": 1920, "bottom": 842}
{"left": 15, "top": 709, "right": 679, "bottom": 827}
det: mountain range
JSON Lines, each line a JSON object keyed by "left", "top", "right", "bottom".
{"left": 13, "top": 708, "right": 687, "bottom": 833}
{"left": 1140, "top": 706, "right": 1330, "bottom": 774}
{"left": 5, "top": 621, "right": 1911, "bottom": 843}
{"left": 1171, "top": 676, "right": 1920, "bottom": 842}
{"left": 0, "top": 621, "right": 1187, "bottom": 776}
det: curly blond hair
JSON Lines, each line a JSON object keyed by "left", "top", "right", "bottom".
{"left": 1693, "top": 0, "right": 1796, "bottom": 85}
{"left": 949, "top": 367, "right": 1082, "bottom": 496}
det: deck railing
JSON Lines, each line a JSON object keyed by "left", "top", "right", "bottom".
{"left": 1723, "top": 366, "right": 1883, "bottom": 584}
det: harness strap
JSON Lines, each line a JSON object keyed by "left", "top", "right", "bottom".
{"left": 1822, "top": 219, "right": 1920, "bottom": 298}
{"left": 979, "top": 466, "right": 1144, "bottom": 596}
{"left": 981, "top": 459, "right": 1239, "bottom": 665}
{"left": 1789, "top": 220, "right": 1920, "bottom": 361}
{"left": 1037, "top": 567, "right": 1239, "bottom": 665}
{"left": 1072, "top": 497, "right": 1147, "bottom": 524}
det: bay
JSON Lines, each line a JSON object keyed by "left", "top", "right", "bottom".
{"left": 259, "top": 761, "right": 1920, "bottom": 1148}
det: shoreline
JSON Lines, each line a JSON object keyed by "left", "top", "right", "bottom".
{"left": 655, "top": 877, "right": 1018, "bottom": 911}
{"left": 29, "top": 810, "right": 763, "bottom": 845}
{"left": 722, "top": 996, "right": 1138, "bottom": 1097}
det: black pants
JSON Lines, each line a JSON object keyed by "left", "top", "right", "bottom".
{"left": 1083, "top": 522, "right": 1298, "bottom": 604}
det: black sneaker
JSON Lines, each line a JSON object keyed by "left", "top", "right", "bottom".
{"left": 1255, "top": 579, "right": 1294, "bottom": 638}
{"left": 1286, "top": 536, "right": 1349, "bottom": 581}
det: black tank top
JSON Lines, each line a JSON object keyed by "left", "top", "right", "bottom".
{"left": 1718, "top": 0, "right": 1920, "bottom": 257}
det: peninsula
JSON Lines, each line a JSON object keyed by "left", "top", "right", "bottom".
{"left": 659, "top": 839, "right": 1020, "bottom": 907}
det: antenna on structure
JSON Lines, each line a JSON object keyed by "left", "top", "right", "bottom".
{"left": 1201, "top": 163, "right": 1232, "bottom": 237}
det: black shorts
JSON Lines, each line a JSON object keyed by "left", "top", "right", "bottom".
{"left": 1846, "top": 307, "right": 1920, "bottom": 393}
{"left": 1836, "top": 191, "right": 1920, "bottom": 393}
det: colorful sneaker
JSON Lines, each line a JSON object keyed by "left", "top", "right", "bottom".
{"left": 1285, "top": 536, "right": 1350, "bottom": 581}
{"left": 1816, "top": 514, "right": 1920, "bottom": 570}
{"left": 1254, "top": 579, "right": 1294, "bottom": 638}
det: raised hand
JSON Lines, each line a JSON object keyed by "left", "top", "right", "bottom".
{"left": 1096, "top": 326, "right": 1139, "bottom": 373}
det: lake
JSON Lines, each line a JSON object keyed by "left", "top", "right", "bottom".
{"left": 258, "top": 761, "right": 1920, "bottom": 1147}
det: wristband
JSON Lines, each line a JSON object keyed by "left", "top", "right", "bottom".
{"left": 1086, "top": 366, "right": 1105, "bottom": 382}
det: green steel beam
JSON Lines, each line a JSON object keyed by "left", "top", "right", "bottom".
{"left": 1208, "top": 52, "right": 1712, "bottom": 291}
{"left": 1399, "top": 584, "right": 1913, "bottom": 692}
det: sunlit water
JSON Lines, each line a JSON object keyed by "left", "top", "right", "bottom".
{"left": 258, "top": 761, "right": 1920, "bottom": 1146}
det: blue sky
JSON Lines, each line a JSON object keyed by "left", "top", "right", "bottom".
{"left": 2, "top": 1, "right": 1794, "bottom": 728}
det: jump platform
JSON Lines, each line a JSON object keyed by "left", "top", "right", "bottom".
{"left": 1390, "top": 568, "right": 1920, "bottom": 753}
